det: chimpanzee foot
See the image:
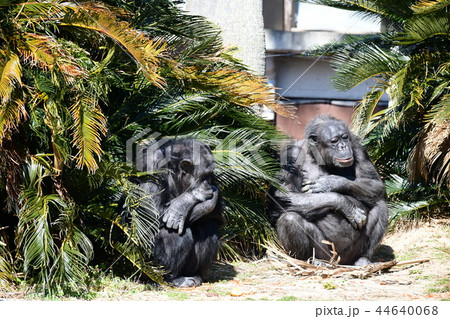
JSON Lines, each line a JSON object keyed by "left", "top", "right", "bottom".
{"left": 353, "top": 257, "right": 371, "bottom": 267}
{"left": 171, "top": 276, "right": 202, "bottom": 288}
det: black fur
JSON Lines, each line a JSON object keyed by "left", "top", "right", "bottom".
{"left": 270, "top": 115, "right": 388, "bottom": 266}
{"left": 131, "top": 138, "right": 224, "bottom": 287}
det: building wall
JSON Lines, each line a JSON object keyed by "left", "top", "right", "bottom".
{"left": 276, "top": 103, "right": 354, "bottom": 139}
{"left": 267, "top": 54, "right": 388, "bottom": 140}
{"left": 184, "top": 0, "right": 265, "bottom": 75}
{"left": 271, "top": 55, "right": 386, "bottom": 101}
{"left": 264, "top": 6, "right": 387, "bottom": 140}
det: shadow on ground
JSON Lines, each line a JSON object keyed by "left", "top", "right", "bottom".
{"left": 205, "top": 261, "right": 237, "bottom": 283}
{"left": 372, "top": 244, "right": 395, "bottom": 262}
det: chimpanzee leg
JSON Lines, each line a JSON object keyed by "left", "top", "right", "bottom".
{"left": 180, "top": 220, "right": 220, "bottom": 283}
{"left": 353, "top": 201, "right": 389, "bottom": 266}
{"left": 152, "top": 228, "right": 194, "bottom": 284}
{"left": 276, "top": 212, "right": 331, "bottom": 260}
{"left": 154, "top": 220, "right": 220, "bottom": 288}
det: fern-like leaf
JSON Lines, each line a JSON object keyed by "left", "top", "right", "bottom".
{"left": 70, "top": 96, "right": 107, "bottom": 173}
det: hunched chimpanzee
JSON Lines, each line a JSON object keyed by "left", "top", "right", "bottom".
{"left": 270, "top": 115, "right": 388, "bottom": 266}
{"left": 127, "top": 138, "right": 224, "bottom": 287}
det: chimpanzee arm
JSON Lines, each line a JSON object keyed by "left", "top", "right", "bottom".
{"left": 188, "top": 186, "right": 219, "bottom": 223}
{"left": 302, "top": 175, "right": 385, "bottom": 204}
{"left": 273, "top": 189, "right": 366, "bottom": 230}
{"left": 162, "top": 191, "right": 204, "bottom": 235}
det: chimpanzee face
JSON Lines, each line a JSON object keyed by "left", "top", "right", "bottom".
{"left": 309, "top": 121, "right": 354, "bottom": 168}
{"left": 168, "top": 139, "right": 215, "bottom": 194}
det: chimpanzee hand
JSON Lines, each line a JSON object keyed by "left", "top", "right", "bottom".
{"left": 301, "top": 175, "right": 346, "bottom": 193}
{"left": 191, "top": 182, "right": 214, "bottom": 202}
{"left": 162, "top": 198, "right": 189, "bottom": 235}
{"left": 343, "top": 205, "right": 367, "bottom": 230}
{"left": 162, "top": 185, "right": 214, "bottom": 235}
{"left": 162, "top": 192, "right": 196, "bottom": 235}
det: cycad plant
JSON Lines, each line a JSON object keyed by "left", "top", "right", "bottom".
{"left": 298, "top": 0, "right": 450, "bottom": 220}
{"left": 0, "top": 0, "right": 288, "bottom": 295}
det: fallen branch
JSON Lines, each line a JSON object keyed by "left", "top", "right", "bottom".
{"left": 263, "top": 243, "right": 430, "bottom": 279}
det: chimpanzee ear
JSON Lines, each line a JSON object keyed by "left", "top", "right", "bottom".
{"left": 308, "top": 135, "right": 319, "bottom": 146}
{"left": 179, "top": 159, "right": 194, "bottom": 174}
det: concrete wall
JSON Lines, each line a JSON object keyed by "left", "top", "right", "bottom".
{"left": 184, "top": 0, "right": 265, "bottom": 75}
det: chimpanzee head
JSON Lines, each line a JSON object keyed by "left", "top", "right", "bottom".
{"left": 166, "top": 139, "right": 215, "bottom": 195}
{"left": 137, "top": 138, "right": 216, "bottom": 197}
{"left": 305, "top": 115, "right": 354, "bottom": 168}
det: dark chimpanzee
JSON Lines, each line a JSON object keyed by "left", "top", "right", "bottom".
{"left": 270, "top": 115, "right": 388, "bottom": 266}
{"left": 130, "top": 138, "right": 224, "bottom": 287}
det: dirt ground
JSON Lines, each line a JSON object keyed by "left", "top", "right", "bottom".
{"left": 94, "top": 219, "right": 449, "bottom": 301}
{"left": 1, "top": 219, "right": 448, "bottom": 301}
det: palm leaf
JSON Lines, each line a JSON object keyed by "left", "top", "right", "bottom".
{"left": 0, "top": 51, "right": 26, "bottom": 138}
{"left": 351, "top": 85, "right": 388, "bottom": 136}
{"left": 0, "top": 52, "right": 22, "bottom": 103}
{"left": 17, "top": 161, "right": 61, "bottom": 292}
{"left": 180, "top": 63, "right": 292, "bottom": 117}
{"left": 331, "top": 43, "right": 407, "bottom": 91}
{"left": 384, "top": 174, "right": 445, "bottom": 223}
{"left": 70, "top": 95, "right": 107, "bottom": 173}
{"left": 0, "top": 97, "right": 26, "bottom": 140}
{"left": 120, "top": 181, "right": 160, "bottom": 252}
{"left": 111, "top": 239, "right": 165, "bottom": 283}
{"left": 395, "top": 11, "right": 450, "bottom": 44}
{"left": 50, "top": 203, "right": 93, "bottom": 290}
{"left": 90, "top": 176, "right": 163, "bottom": 283}
{"left": 60, "top": 2, "right": 166, "bottom": 88}
{"left": 0, "top": 236, "right": 16, "bottom": 288}
{"left": 408, "top": 121, "right": 450, "bottom": 187}
{"left": 412, "top": 0, "right": 450, "bottom": 14}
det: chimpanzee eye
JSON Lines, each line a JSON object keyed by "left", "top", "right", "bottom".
{"left": 342, "top": 134, "right": 349, "bottom": 139}
{"left": 330, "top": 137, "right": 338, "bottom": 143}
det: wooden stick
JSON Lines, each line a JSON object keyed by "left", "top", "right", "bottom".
{"left": 394, "top": 258, "right": 430, "bottom": 267}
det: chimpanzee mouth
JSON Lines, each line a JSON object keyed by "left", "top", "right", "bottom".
{"left": 336, "top": 157, "right": 354, "bottom": 166}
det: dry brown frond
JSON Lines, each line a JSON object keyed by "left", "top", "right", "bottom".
{"left": 409, "top": 121, "right": 450, "bottom": 187}
{"left": 264, "top": 243, "right": 429, "bottom": 279}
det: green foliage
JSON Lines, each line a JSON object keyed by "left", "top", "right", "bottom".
{"left": 301, "top": 0, "right": 450, "bottom": 219}
{"left": 0, "top": 0, "right": 287, "bottom": 295}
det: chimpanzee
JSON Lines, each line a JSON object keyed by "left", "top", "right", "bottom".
{"left": 130, "top": 138, "right": 224, "bottom": 287}
{"left": 270, "top": 115, "right": 388, "bottom": 266}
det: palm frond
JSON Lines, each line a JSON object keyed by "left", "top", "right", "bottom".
{"left": 120, "top": 181, "right": 160, "bottom": 252}
{"left": 11, "top": 1, "right": 70, "bottom": 19}
{"left": 0, "top": 236, "right": 16, "bottom": 288}
{"left": 0, "top": 52, "right": 26, "bottom": 138}
{"left": 70, "top": 95, "right": 107, "bottom": 173}
{"left": 17, "top": 161, "right": 60, "bottom": 292}
{"left": 60, "top": 2, "right": 166, "bottom": 88}
{"left": 412, "top": 0, "right": 450, "bottom": 14}
{"left": 50, "top": 204, "right": 93, "bottom": 290}
{"left": 89, "top": 175, "right": 163, "bottom": 283}
{"left": 111, "top": 239, "right": 164, "bottom": 283}
{"left": 0, "top": 97, "right": 26, "bottom": 140}
{"left": 408, "top": 121, "right": 450, "bottom": 187}
{"left": 212, "top": 129, "right": 281, "bottom": 192}
{"left": 221, "top": 195, "right": 277, "bottom": 260}
{"left": 384, "top": 174, "right": 447, "bottom": 223}
{"left": 396, "top": 11, "right": 450, "bottom": 44}
{"left": 388, "top": 200, "right": 433, "bottom": 221}
{"left": 351, "top": 85, "right": 388, "bottom": 136}
{"left": 0, "top": 52, "right": 22, "bottom": 103}
{"left": 331, "top": 43, "right": 407, "bottom": 91}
